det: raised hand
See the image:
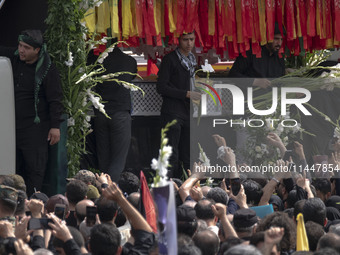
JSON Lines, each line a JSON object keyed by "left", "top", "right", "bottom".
{"left": 211, "top": 203, "right": 227, "bottom": 219}
{"left": 212, "top": 134, "right": 227, "bottom": 147}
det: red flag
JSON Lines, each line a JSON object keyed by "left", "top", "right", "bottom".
{"left": 266, "top": 0, "right": 275, "bottom": 42}
{"left": 334, "top": 0, "right": 340, "bottom": 42}
{"left": 147, "top": 58, "right": 159, "bottom": 76}
{"left": 140, "top": 171, "right": 157, "bottom": 233}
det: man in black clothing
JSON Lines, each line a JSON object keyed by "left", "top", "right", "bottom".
{"left": 0, "top": 30, "right": 63, "bottom": 196}
{"left": 157, "top": 32, "right": 201, "bottom": 178}
{"left": 93, "top": 47, "right": 137, "bottom": 182}
{"left": 228, "top": 24, "right": 285, "bottom": 88}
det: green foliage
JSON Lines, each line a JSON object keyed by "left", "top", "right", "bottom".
{"left": 45, "top": 0, "right": 89, "bottom": 177}
{"left": 45, "top": 1, "right": 144, "bottom": 178}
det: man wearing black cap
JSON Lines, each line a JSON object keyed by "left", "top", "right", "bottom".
{"left": 233, "top": 208, "right": 259, "bottom": 240}
{"left": 0, "top": 30, "right": 63, "bottom": 196}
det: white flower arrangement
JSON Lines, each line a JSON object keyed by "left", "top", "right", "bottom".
{"left": 334, "top": 127, "right": 340, "bottom": 139}
{"left": 238, "top": 114, "right": 303, "bottom": 166}
{"left": 65, "top": 51, "right": 74, "bottom": 67}
{"left": 62, "top": 38, "right": 144, "bottom": 176}
{"left": 67, "top": 117, "right": 75, "bottom": 127}
{"left": 152, "top": 120, "right": 177, "bottom": 187}
{"left": 198, "top": 143, "right": 210, "bottom": 167}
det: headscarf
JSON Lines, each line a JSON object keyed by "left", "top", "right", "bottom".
{"left": 269, "top": 194, "right": 284, "bottom": 211}
{"left": 15, "top": 30, "right": 51, "bottom": 124}
{"left": 325, "top": 195, "right": 340, "bottom": 212}
{"left": 326, "top": 206, "right": 340, "bottom": 221}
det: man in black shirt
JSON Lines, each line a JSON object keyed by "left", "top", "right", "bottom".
{"left": 157, "top": 32, "right": 201, "bottom": 178}
{"left": 228, "top": 24, "right": 285, "bottom": 87}
{"left": 0, "top": 30, "right": 63, "bottom": 196}
{"left": 92, "top": 47, "right": 137, "bottom": 182}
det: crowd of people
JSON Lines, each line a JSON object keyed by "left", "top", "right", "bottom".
{"left": 0, "top": 131, "right": 340, "bottom": 255}
{"left": 1, "top": 23, "right": 340, "bottom": 255}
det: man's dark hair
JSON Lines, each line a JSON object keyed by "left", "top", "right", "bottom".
{"left": 317, "top": 233, "right": 340, "bottom": 253}
{"left": 219, "top": 237, "right": 245, "bottom": 254}
{"left": 194, "top": 199, "right": 215, "bottom": 220}
{"left": 256, "top": 212, "right": 296, "bottom": 252}
{"left": 314, "top": 248, "right": 340, "bottom": 255}
{"left": 282, "top": 178, "right": 294, "bottom": 193}
{"left": 294, "top": 199, "right": 306, "bottom": 220}
{"left": 249, "top": 176, "right": 268, "bottom": 188}
{"left": 193, "top": 230, "right": 219, "bottom": 255}
{"left": 117, "top": 172, "right": 139, "bottom": 195}
{"left": 178, "top": 244, "right": 202, "bottom": 255}
{"left": 305, "top": 221, "right": 324, "bottom": 251}
{"left": 178, "top": 219, "right": 198, "bottom": 238}
{"left": 14, "top": 190, "right": 27, "bottom": 216}
{"left": 286, "top": 190, "right": 299, "bottom": 208}
{"left": 291, "top": 252, "right": 313, "bottom": 255}
{"left": 90, "top": 224, "right": 121, "bottom": 255}
{"left": 313, "top": 179, "right": 331, "bottom": 195}
{"left": 114, "top": 208, "right": 126, "bottom": 228}
{"left": 206, "top": 187, "right": 229, "bottom": 205}
{"left": 96, "top": 196, "right": 118, "bottom": 223}
{"left": 54, "top": 226, "right": 85, "bottom": 249}
{"left": 178, "top": 234, "right": 202, "bottom": 255}
{"left": 66, "top": 180, "right": 88, "bottom": 205}
{"left": 242, "top": 180, "right": 263, "bottom": 206}
{"left": 302, "top": 198, "right": 326, "bottom": 226}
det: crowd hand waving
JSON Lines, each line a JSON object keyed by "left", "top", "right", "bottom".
{"left": 334, "top": 139, "right": 340, "bottom": 153}
{"left": 212, "top": 134, "right": 227, "bottom": 147}
{"left": 171, "top": 179, "right": 180, "bottom": 192}
{"left": 0, "top": 220, "right": 15, "bottom": 238}
{"left": 222, "top": 147, "right": 236, "bottom": 166}
{"left": 47, "top": 128, "right": 60, "bottom": 145}
{"left": 220, "top": 178, "right": 231, "bottom": 196}
{"left": 27, "top": 199, "right": 44, "bottom": 218}
{"left": 102, "top": 182, "right": 125, "bottom": 202}
{"left": 96, "top": 173, "right": 108, "bottom": 184}
{"left": 295, "top": 174, "right": 307, "bottom": 189}
{"left": 48, "top": 214, "right": 73, "bottom": 243}
{"left": 266, "top": 132, "right": 285, "bottom": 148}
{"left": 95, "top": 172, "right": 113, "bottom": 187}
{"left": 14, "top": 239, "right": 34, "bottom": 255}
{"left": 189, "top": 186, "right": 203, "bottom": 202}
{"left": 330, "top": 152, "right": 340, "bottom": 168}
{"left": 293, "top": 141, "right": 305, "bottom": 160}
{"left": 83, "top": 213, "right": 101, "bottom": 228}
{"left": 253, "top": 78, "right": 272, "bottom": 89}
{"left": 273, "top": 159, "right": 292, "bottom": 179}
{"left": 211, "top": 203, "right": 227, "bottom": 219}
{"left": 15, "top": 216, "right": 32, "bottom": 242}
{"left": 262, "top": 227, "right": 284, "bottom": 255}
{"left": 295, "top": 174, "right": 313, "bottom": 198}
{"left": 229, "top": 184, "right": 248, "bottom": 209}
{"left": 191, "top": 162, "right": 206, "bottom": 180}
